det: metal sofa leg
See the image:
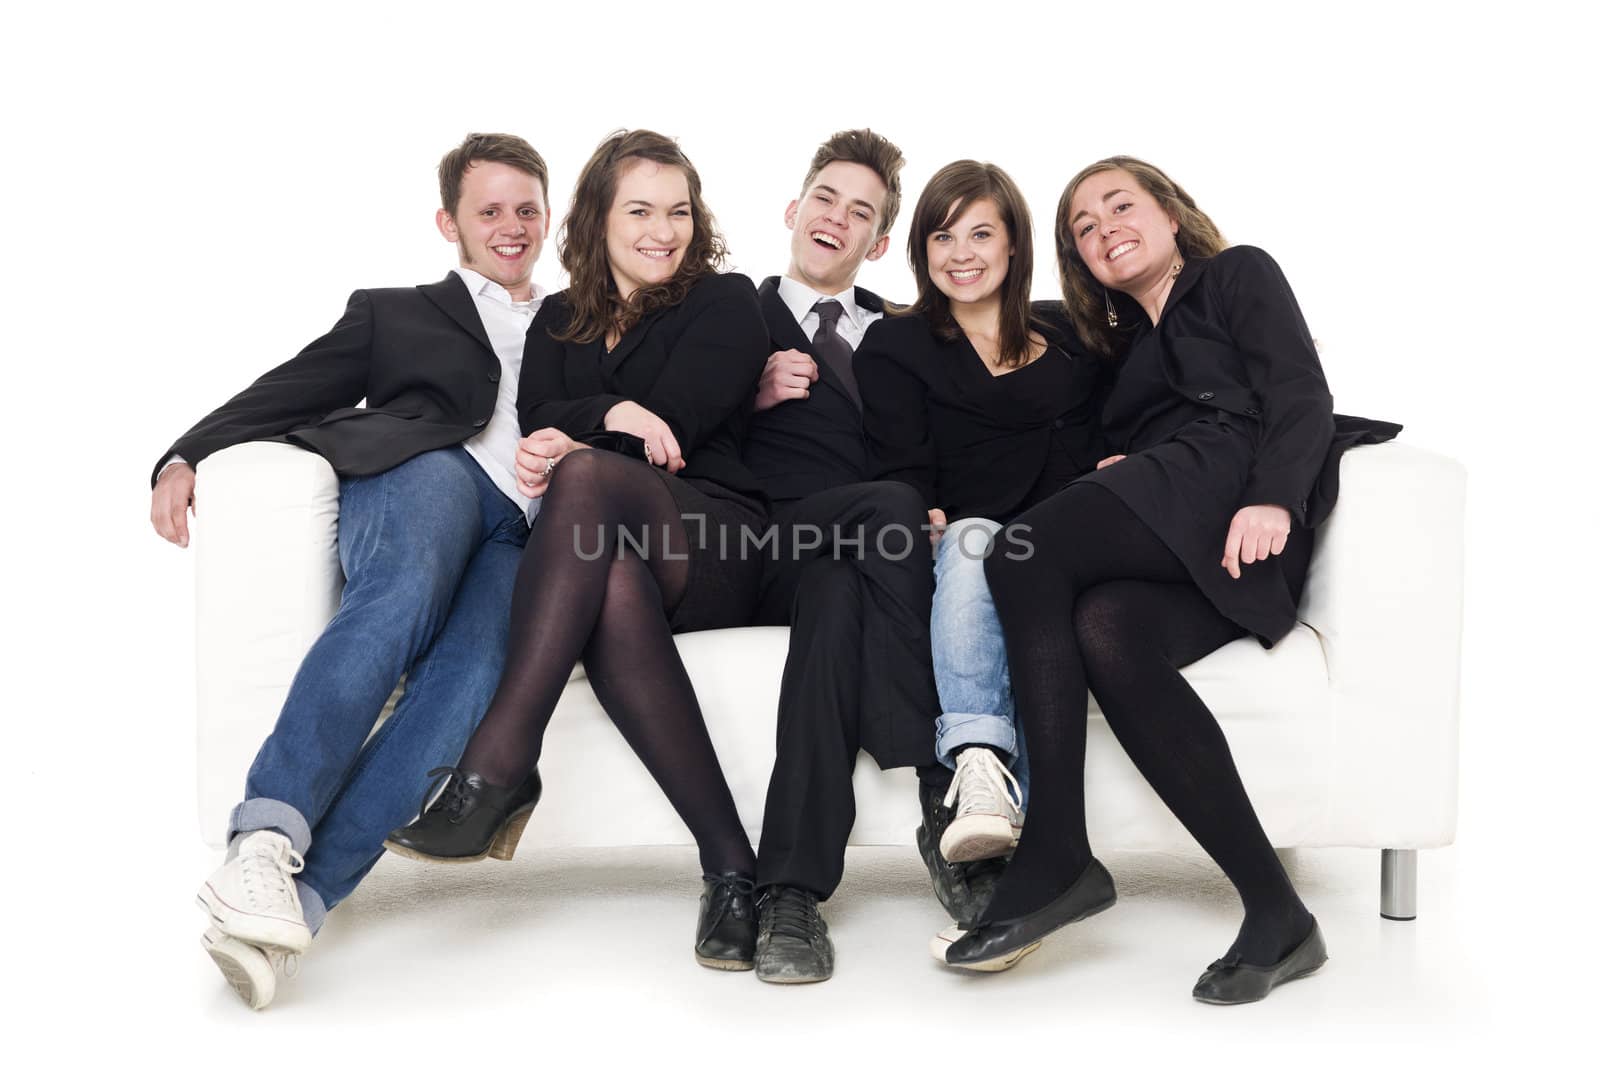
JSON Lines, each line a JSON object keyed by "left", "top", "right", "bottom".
{"left": 1380, "top": 849, "right": 1417, "bottom": 921}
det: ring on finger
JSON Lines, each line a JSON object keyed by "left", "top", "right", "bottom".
{"left": 542, "top": 458, "right": 557, "bottom": 478}
{"left": 644, "top": 443, "right": 654, "bottom": 465}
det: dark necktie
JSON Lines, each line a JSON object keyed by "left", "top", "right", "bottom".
{"left": 810, "top": 299, "right": 860, "bottom": 408}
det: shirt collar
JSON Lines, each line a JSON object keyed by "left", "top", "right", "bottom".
{"left": 452, "top": 266, "right": 545, "bottom": 308}
{"left": 778, "top": 274, "right": 865, "bottom": 333}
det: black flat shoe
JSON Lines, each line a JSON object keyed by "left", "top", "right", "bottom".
{"left": 695, "top": 871, "right": 756, "bottom": 971}
{"left": 1192, "top": 922, "right": 1328, "bottom": 1005}
{"left": 383, "top": 766, "right": 542, "bottom": 863}
{"left": 943, "top": 858, "right": 1116, "bottom": 971}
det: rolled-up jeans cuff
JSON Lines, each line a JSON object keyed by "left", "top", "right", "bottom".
{"left": 227, "top": 798, "right": 313, "bottom": 856}
{"left": 296, "top": 880, "right": 328, "bottom": 935}
{"left": 935, "top": 712, "right": 1018, "bottom": 771}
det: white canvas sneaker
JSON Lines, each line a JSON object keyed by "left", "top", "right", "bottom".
{"left": 201, "top": 927, "right": 298, "bottom": 1010}
{"left": 197, "top": 830, "right": 313, "bottom": 953}
{"left": 939, "top": 747, "right": 1024, "bottom": 863}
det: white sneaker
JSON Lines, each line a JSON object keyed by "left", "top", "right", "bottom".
{"left": 939, "top": 747, "right": 1023, "bottom": 863}
{"left": 201, "top": 927, "right": 299, "bottom": 1010}
{"left": 197, "top": 831, "right": 313, "bottom": 953}
{"left": 929, "top": 922, "right": 1038, "bottom": 972}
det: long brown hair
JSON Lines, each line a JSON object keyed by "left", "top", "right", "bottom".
{"left": 556, "top": 129, "right": 728, "bottom": 344}
{"left": 902, "top": 160, "right": 1037, "bottom": 369}
{"left": 1055, "top": 156, "right": 1226, "bottom": 357}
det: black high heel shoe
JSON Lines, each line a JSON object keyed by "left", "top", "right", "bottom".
{"left": 694, "top": 871, "right": 757, "bottom": 971}
{"left": 942, "top": 858, "right": 1116, "bottom": 971}
{"left": 383, "top": 766, "right": 542, "bottom": 863}
{"left": 1191, "top": 921, "right": 1327, "bottom": 1004}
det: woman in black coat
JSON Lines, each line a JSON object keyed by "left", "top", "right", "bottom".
{"left": 941, "top": 156, "right": 1397, "bottom": 1003}
{"left": 387, "top": 131, "right": 768, "bottom": 971}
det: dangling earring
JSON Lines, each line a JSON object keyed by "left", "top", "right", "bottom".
{"left": 1104, "top": 289, "right": 1119, "bottom": 329}
{"left": 1170, "top": 258, "right": 1184, "bottom": 279}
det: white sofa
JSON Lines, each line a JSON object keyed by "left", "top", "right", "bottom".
{"left": 193, "top": 440, "right": 1464, "bottom": 918}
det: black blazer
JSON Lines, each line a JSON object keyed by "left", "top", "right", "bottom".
{"left": 1117, "top": 246, "right": 1400, "bottom": 526}
{"left": 854, "top": 303, "right": 1107, "bottom": 521}
{"left": 742, "top": 277, "right": 885, "bottom": 503}
{"left": 519, "top": 272, "right": 769, "bottom": 503}
{"left": 153, "top": 276, "right": 507, "bottom": 486}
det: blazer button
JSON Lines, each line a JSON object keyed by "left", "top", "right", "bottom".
{"left": 473, "top": 417, "right": 489, "bottom": 428}
{"left": 488, "top": 370, "right": 501, "bottom": 383}
{"left": 1197, "top": 391, "right": 1215, "bottom": 401}
{"left": 1245, "top": 406, "right": 1261, "bottom": 416}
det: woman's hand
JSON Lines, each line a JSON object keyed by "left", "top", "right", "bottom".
{"left": 603, "top": 401, "right": 684, "bottom": 473}
{"left": 1220, "top": 504, "right": 1291, "bottom": 580}
{"left": 516, "top": 428, "right": 590, "bottom": 498}
{"left": 1096, "top": 454, "right": 1126, "bottom": 469}
{"left": 927, "top": 507, "right": 948, "bottom": 547}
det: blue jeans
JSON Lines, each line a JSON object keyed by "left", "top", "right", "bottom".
{"left": 930, "top": 517, "right": 1030, "bottom": 808}
{"left": 229, "top": 448, "right": 529, "bottom": 929}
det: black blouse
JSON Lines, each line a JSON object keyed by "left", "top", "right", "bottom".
{"left": 517, "top": 272, "right": 770, "bottom": 504}
{"left": 854, "top": 302, "right": 1108, "bottom": 522}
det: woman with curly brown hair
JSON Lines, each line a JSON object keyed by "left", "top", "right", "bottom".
{"left": 940, "top": 157, "right": 1397, "bottom": 1003}
{"left": 386, "top": 130, "right": 769, "bottom": 972}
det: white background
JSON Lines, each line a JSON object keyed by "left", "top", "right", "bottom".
{"left": 5, "top": 0, "right": 1595, "bottom": 1064}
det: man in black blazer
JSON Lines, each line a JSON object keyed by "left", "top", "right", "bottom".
{"left": 150, "top": 133, "right": 551, "bottom": 1010}
{"left": 744, "top": 131, "right": 991, "bottom": 983}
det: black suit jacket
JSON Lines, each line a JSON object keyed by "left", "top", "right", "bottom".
{"left": 153, "top": 275, "right": 508, "bottom": 486}
{"left": 1117, "top": 246, "right": 1400, "bottom": 526}
{"left": 519, "top": 272, "right": 769, "bottom": 503}
{"left": 742, "top": 277, "right": 886, "bottom": 502}
{"left": 854, "top": 302, "right": 1107, "bottom": 521}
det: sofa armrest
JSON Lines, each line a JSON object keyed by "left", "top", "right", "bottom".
{"left": 193, "top": 442, "right": 342, "bottom": 843}
{"left": 1298, "top": 440, "right": 1466, "bottom": 847}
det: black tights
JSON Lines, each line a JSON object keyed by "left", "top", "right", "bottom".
{"left": 984, "top": 484, "right": 1313, "bottom": 964}
{"left": 459, "top": 450, "right": 755, "bottom": 877}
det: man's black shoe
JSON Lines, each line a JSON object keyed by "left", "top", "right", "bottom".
{"left": 754, "top": 885, "right": 833, "bottom": 984}
{"left": 916, "top": 779, "right": 1000, "bottom": 928}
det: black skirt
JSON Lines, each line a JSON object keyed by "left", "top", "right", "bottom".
{"left": 655, "top": 471, "right": 768, "bottom": 634}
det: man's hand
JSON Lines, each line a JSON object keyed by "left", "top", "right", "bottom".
{"left": 754, "top": 349, "right": 819, "bottom": 411}
{"left": 516, "top": 428, "right": 591, "bottom": 498}
{"left": 604, "top": 401, "right": 684, "bottom": 472}
{"left": 151, "top": 462, "right": 197, "bottom": 547}
{"left": 1221, "top": 504, "right": 1292, "bottom": 580}
{"left": 1096, "top": 454, "right": 1126, "bottom": 469}
{"left": 927, "top": 507, "right": 948, "bottom": 548}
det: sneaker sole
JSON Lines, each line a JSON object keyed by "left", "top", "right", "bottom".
{"left": 939, "top": 816, "right": 1021, "bottom": 863}
{"left": 201, "top": 933, "right": 273, "bottom": 1010}
{"left": 196, "top": 888, "right": 312, "bottom": 954}
{"left": 755, "top": 969, "right": 832, "bottom": 984}
{"left": 694, "top": 953, "right": 755, "bottom": 972}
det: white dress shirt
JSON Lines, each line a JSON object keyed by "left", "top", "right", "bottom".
{"left": 452, "top": 267, "right": 544, "bottom": 517}
{"left": 777, "top": 275, "right": 882, "bottom": 351}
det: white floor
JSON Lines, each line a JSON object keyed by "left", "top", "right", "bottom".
{"left": 86, "top": 837, "right": 1550, "bottom": 1069}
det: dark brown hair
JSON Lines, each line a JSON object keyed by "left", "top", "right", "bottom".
{"left": 437, "top": 133, "right": 549, "bottom": 217}
{"left": 1055, "top": 156, "right": 1226, "bottom": 357}
{"left": 799, "top": 129, "right": 906, "bottom": 238}
{"left": 903, "top": 160, "right": 1038, "bottom": 369}
{"left": 556, "top": 129, "right": 727, "bottom": 344}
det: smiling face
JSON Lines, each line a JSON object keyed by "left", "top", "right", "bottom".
{"left": 926, "top": 197, "right": 1013, "bottom": 307}
{"left": 604, "top": 158, "right": 693, "bottom": 302}
{"left": 785, "top": 161, "right": 891, "bottom": 295}
{"left": 1068, "top": 167, "right": 1179, "bottom": 294}
{"left": 435, "top": 161, "right": 548, "bottom": 301}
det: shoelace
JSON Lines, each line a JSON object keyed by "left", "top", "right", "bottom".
{"left": 760, "top": 888, "right": 820, "bottom": 942}
{"left": 417, "top": 766, "right": 475, "bottom": 821}
{"left": 943, "top": 748, "right": 1023, "bottom": 818}
{"left": 705, "top": 875, "right": 756, "bottom": 921}
{"left": 239, "top": 836, "right": 305, "bottom": 910}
